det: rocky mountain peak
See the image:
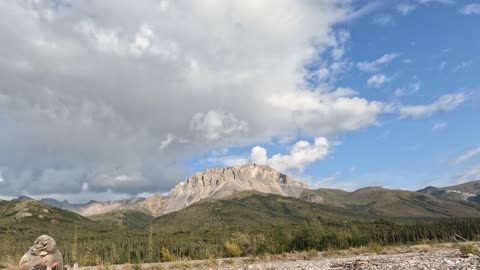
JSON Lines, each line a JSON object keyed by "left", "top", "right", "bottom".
{"left": 157, "top": 164, "right": 308, "bottom": 215}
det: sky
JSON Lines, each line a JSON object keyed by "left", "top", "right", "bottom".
{"left": 0, "top": 0, "right": 479, "bottom": 203}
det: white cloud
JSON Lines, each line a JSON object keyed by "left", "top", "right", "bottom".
{"left": 189, "top": 110, "right": 248, "bottom": 141}
{"left": 394, "top": 81, "right": 421, "bottom": 97}
{"left": 367, "top": 74, "right": 390, "bottom": 88}
{"left": 455, "top": 147, "right": 480, "bottom": 164}
{"left": 397, "top": 3, "right": 417, "bottom": 15}
{"left": 459, "top": 3, "right": 480, "bottom": 14}
{"left": 357, "top": 53, "right": 399, "bottom": 72}
{"left": 396, "top": 0, "right": 454, "bottom": 16}
{"left": 0, "top": 1, "right": 386, "bottom": 200}
{"left": 81, "top": 182, "right": 89, "bottom": 192}
{"left": 416, "top": 0, "right": 454, "bottom": 5}
{"left": 249, "top": 138, "right": 329, "bottom": 173}
{"left": 250, "top": 146, "right": 268, "bottom": 165}
{"left": 453, "top": 60, "right": 475, "bottom": 72}
{"left": 159, "top": 133, "right": 175, "bottom": 150}
{"left": 372, "top": 15, "right": 393, "bottom": 25}
{"left": 432, "top": 122, "right": 447, "bottom": 131}
{"left": 268, "top": 89, "right": 385, "bottom": 135}
{"left": 76, "top": 20, "right": 122, "bottom": 53}
{"left": 399, "top": 93, "right": 467, "bottom": 119}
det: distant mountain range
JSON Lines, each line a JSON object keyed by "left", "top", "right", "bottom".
{"left": 25, "top": 164, "right": 307, "bottom": 217}
{"left": 7, "top": 164, "right": 480, "bottom": 229}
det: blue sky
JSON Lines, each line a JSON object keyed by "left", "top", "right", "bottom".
{"left": 0, "top": 1, "right": 479, "bottom": 202}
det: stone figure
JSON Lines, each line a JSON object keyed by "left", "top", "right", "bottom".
{"left": 19, "top": 235, "right": 63, "bottom": 270}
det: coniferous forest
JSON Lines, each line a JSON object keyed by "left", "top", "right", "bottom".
{"left": 2, "top": 217, "right": 480, "bottom": 267}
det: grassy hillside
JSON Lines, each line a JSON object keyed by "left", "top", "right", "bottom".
{"left": 0, "top": 199, "right": 146, "bottom": 268}
{"left": 150, "top": 191, "right": 369, "bottom": 234}
{"left": 442, "top": 180, "right": 480, "bottom": 194}
{"left": 89, "top": 209, "right": 154, "bottom": 229}
{"left": 300, "top": 187, "right": 480, "bottom": 217}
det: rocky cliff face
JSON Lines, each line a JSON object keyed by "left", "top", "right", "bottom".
{"left": 155, "top": 164, "right": 308, "bottom": 215}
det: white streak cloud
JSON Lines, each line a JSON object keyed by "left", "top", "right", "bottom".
{"left": 399, "top": 93, "right": 467, "bottom": 119}
{"left": 357, "top": 53, "right": 399, "bottom": 72}
{"left": 455, "top": 147, "right": 480, "bottom": 164}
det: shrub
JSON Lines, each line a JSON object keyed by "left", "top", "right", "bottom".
{"left": 224, "top": 242, "right": 242, "bottom": 257}
{"left": 160, "top": 247, "right": 175, "bottom": 262}
{"left": 368, "top": 242, "right": 384, "bottom": 254}
{"left": 460, "top": 244, "right": 480, "bottom": 256}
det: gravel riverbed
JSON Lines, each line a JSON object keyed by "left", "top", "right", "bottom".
{"left": 207, "top": 249, "right": 480, "bottom": 270}
{"left": 77, "top": 246, "right": 480, "bottom": 270}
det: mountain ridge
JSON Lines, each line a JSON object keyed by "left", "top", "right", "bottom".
{"left": 18, "top": 165, "right": 480, "bottom": 218}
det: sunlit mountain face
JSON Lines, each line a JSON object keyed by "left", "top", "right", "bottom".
{"left": 0, "top": 1, "right": 479, "bottom": 203}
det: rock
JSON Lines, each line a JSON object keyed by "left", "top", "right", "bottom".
{"left": 19, "top": 235, "right": 63, "bottom": 270}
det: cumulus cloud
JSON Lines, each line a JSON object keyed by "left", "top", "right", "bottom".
{"left": 367, "top": 74, "right": 390, "bottom": 88}
{"left": 399, "top": 93, "right": 467, "bottom": 119}
{"left": 249, "top": 138, "right": 330, "bottom": 173}
{"left": 460, "top": 4, "right": 480, "bottom": 14}
{"left": 0, "top": 0, "right": 386, "bottom": 200}
{"left": 357, "top": 53, "right": 399, "bottom": 72}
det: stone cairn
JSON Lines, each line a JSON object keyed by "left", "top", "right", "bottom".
{"left": 19, "top": 235, "right": 63, "bottom": 270}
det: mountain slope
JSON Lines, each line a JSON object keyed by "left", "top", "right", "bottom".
{"left": 151, "top": 188, "right": 480, "bottom": 235}
{"left": 300, "top": 187, "right": 480, "bottom": 217}
{"left": 89, "top": 209, "right": 155, "bottom": 229}
{"left": 150, "top": 191, "right": 361, "bottom": 234}
{"left": 418, "top": 180, "right": 480, "bottom": 203}
{"left": 40, "top": 197, "right": 146, "bottom": 216}
{"left": 0, "top": 199, "right": 95, "bottom": 227}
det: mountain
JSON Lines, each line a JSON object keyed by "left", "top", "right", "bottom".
{"left": 418, "top": 180, "right": 480, "bottom": 203}
{"left": 153, "top": 164, "right": 308, "bottom": 215}
{"left": 40, "top": 197, "right": 146, "bottom": 216}
{"left": 300, "top": 187, "right": 480, "bottom": 217}
{"left": 39, "top": 164, "right": 308, "bottom": 217}
{"left": 89, "top": 209, "right": 155, "bottom": 229}
{"left": 31, "top": 166, "right": 480, "bottom": 219}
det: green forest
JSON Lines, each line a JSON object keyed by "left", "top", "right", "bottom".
{"left": 2, "top": 218, "right": 480, "bottom": 267}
